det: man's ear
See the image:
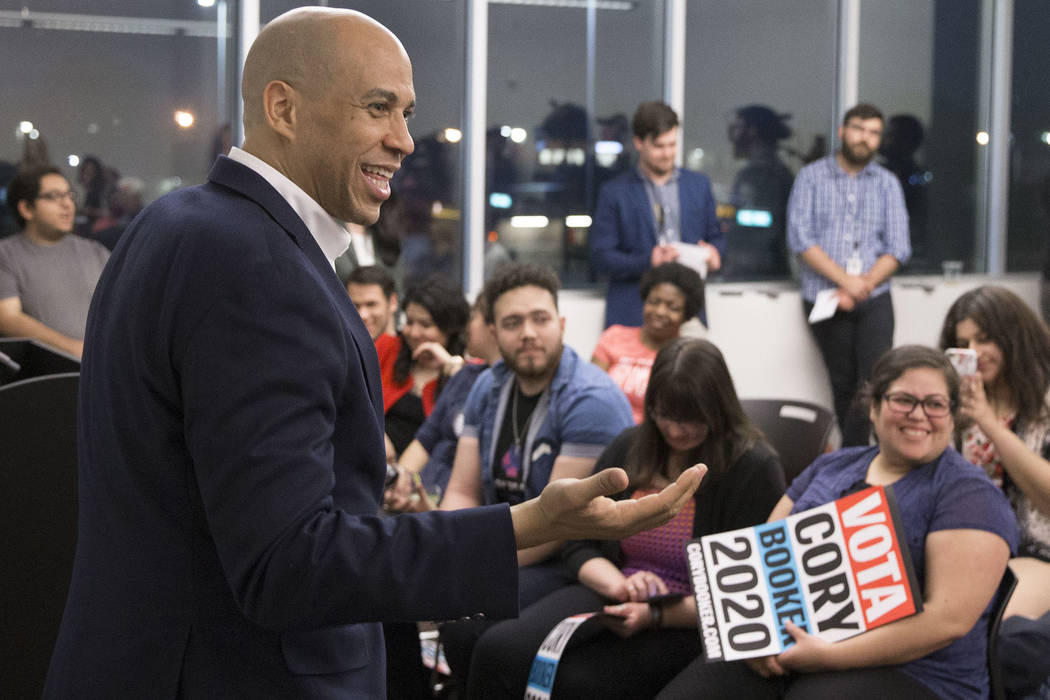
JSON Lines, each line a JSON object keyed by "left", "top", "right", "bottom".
{"left": 16, "top": 199, "right": 35, "bottom": 224}
{"left": 390, "top": 293, "right": 399, "bottom": 313}
{"left": 262, "top": 80, "right": 298, "bottom": 141}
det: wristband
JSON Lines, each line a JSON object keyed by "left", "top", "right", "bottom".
{"left": 648, "top": 603, "right": 662, "bottom": 629}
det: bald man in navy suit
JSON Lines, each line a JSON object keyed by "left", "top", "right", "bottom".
{"left": 43, "top": 8, "right": 703, "bottom": 699}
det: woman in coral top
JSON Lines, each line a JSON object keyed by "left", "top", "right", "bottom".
{"left": 592, "top": 262, "right": 704, "bottom": 423}
{"left": 375, "top": 274, "right": 469, "bottom": 456}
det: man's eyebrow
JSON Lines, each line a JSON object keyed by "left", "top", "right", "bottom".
{"left": 360, "top": 88, "right": 415, "bottom": 111}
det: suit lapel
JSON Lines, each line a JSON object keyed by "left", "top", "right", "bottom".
{"left": 206, "top": 157, "right": 385, "bottom": 417}
{"left": 629, "top": 174, "right": 658, "bottom": 246}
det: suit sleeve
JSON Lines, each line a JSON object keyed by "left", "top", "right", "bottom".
{"left": 177, "top": 257, "right": 518, "bottom": 631}
{"left": 590, "top": 183, "right": 651, "bottom": 281}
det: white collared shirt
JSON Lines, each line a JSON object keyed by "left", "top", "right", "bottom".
{"left": 227, "top": 147, "right": 350, "bottom": 272}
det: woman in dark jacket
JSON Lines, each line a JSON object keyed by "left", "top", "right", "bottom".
{"left": 465, "top": 337, "right": 785, "bottom": 699}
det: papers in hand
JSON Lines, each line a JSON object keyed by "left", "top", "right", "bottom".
{"left": 808, "top": 288, "right": 839, "bottom": 324}
{"left": 671, "top": 242, "right": 710, "bottom": 279}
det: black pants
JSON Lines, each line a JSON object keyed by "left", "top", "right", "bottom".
{"left": 440, "top": 560, "right": 575, "bottom": 688}
{"left": 655, "top": 658, "right": 942, "bottom": 700}
{"left": 999, "top": 611, "right": 1050, "bottom": 698}
{"left": 805, "top": 292, "right": 894, "bottom": 447}
{"left": 467, "top": 584, "right": 701, "bottom": 700}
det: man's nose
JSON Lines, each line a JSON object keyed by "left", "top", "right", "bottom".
{"left": 386, "top": 116, "right": 414, "bottom": 157}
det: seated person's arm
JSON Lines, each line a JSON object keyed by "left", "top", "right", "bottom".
{"left": 0, "top": 296, "right": 84, "bottom": 358}
{"left": 777, "top": 528, "right": 1010, "bottom": 672}
{"left": 517, "top": 454, "right": 596, "bottom": 567}
{"left": 439, "top": 435, "right": 484, "bottom": 511}
{"left": 383, "top": 439, "right": 431, "bottom": 513}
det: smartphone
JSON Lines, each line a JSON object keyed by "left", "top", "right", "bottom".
{"left": 945, "top": 348, "right": 978, "bottom": 378}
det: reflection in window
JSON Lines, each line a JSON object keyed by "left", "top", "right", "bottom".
{"left": 485, "top": 2, "right": 663, "bottom": 287}
{"left": 685, "top": 0, "right": 837, "bottom": 282}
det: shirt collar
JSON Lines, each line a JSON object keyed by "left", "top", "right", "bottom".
{"left": 228, "top": 147, "right": 350, "bottom": 271}
{"left": 636, "top": 165, "right": 680, "bottom": 186}
{"left": 828, "top": 153, "right": 877, "bottom": 179}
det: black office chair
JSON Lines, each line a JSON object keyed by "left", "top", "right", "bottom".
{"left": 988, "top": 566, "right": 1018, "bottom": 700}
{"left": 740, "top": 398, "right": 835, "bottom": 485}
{"left": 0, "top": 372, "right": 80, "bottom": 699}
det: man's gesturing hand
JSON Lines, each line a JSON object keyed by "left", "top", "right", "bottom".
{"left": 510, "top": 465, "right": 706, "bottom": 550}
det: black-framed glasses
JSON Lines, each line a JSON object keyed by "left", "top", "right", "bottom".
{"left": 882, "top": 392, "right": 952, "bottom": 418}
{"left": 36, "top": 190, "right": 78, "bottom": 204}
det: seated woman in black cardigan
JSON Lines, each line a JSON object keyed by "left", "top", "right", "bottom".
{"left": 465, "top": 337, "right": 785, "bottom": 699}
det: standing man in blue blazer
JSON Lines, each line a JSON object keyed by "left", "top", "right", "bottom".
{"left": 43, "top": 8, "right": 704, "bottom": 699}
{"left": 591, "top": 102, "right": 725, "bottom": 328}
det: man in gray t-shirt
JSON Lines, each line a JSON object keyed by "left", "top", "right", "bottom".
{"left": 0, "top": 165, "right": 109, "bottom": 359}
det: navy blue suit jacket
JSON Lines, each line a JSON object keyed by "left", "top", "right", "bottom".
{"left": 45, "top": 157, "right": 519, "bottom": 699}
{"left": 590, "top": 168, "right": 723, "bottom": 327}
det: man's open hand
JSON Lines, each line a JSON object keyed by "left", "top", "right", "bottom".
{"left": 510, "top": 465, "right": 706, "bottom": 550}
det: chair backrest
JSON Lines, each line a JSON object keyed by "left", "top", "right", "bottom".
{"left": 740, "top": 398, "right": 834, "bottom": 485}
{"left": 987, "top": 566, "right": 1018, "bottom": 700}
{"left": 0, "top": 372, "right": 79, "bottom": 699}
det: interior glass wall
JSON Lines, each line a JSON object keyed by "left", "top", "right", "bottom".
{"left": 1007, "top": 0, "right": 1050, "bottom": 274}
{"left": 683, "top": 0, "right": 838, "bottom": 282}
{"left": 858, "top": 0, "right": 982, "bottom": 275}
{"left": 484, "top": 1, "right": 664, "bottom": 287}
{"left": 0, "top": 0, "right": 235, "bottom": 238}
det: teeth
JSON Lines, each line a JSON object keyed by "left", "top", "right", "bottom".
{"left": 362, "top": 165, "right": 394, "bottom": 178}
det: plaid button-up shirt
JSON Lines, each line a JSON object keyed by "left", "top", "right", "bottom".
{"left": 787, "top": 155, "right": 910, "bottom": 302}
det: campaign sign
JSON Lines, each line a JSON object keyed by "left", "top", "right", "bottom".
{"left": 687, "top": 485, "right": 921, "bottom": 661}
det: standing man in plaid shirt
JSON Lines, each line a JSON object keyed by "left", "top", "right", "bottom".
{"left": 788, "top": 103, "right": 910, "bottom": 446}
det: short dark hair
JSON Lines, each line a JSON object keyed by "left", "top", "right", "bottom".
{"left": 629, "top": 338, "right": 765, "bottom": 484}
{"left": 480, "top": 263, "right": 560, "bottom": 324}
{"left": 639, "top": 262, "right": 705, "bottom": 320}
{"left": 866, "top": 345, "right": 960, "bottom": 421}
{"left": 842, "top": 103, "right": 884, "bottom": 127}
{"left": 346, "top": 265, "right": 396, "bottom": 299}
{"left": 939, "top": 285, "right": 1050, "bottom": 427}
{"left": 6, "top": 164, "right": 63, "bottom": 228}
{"left": 632, "top": 101, "right": 679, "bottom": 141}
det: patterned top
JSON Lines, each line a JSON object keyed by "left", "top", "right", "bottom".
{"left": 787, "top": 155, "right": 910, "bottom": 302}
{"left": 960, "top": 400, "right": 1050, "bottom": 562}
{"left": 620, "top": 489, "right": 696, "bottom": 593}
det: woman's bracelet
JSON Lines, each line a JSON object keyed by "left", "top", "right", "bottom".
{"left": 648, "top": 602, "right": 663, "bottom": 630}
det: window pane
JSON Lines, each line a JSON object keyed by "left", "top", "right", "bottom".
{"left": 262, "top": 1, "right": 467, "bottom": 287}
{"left": 1007, "top": 0, "right": 1050, "bottom": 273}
{"left": 859, "top": 0, "right": 982, "bottom": 274}
{"left": 486, "top": 1, "right": 663, "bottom": 287}
{"left": 1, "top": 2, "right": 236, "bottom": 239}
{"left": 684, "top": 0, "right": 837, "bottom": 281}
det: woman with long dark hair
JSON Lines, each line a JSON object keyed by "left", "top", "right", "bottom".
{"left": 465, "top": 337, "right": 785, "bottom": 699}
{"left": 940, "top": 286, "right": 1050, "bottom": 695}
{"left": 376, "top": 274, "right": 469, "bottom": 456}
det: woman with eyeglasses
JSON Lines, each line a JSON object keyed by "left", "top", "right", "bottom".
{"left": 465, "top": 337, "right": 785, "bottom": 699}
{"left": 657, "top": 345, "right": 1017, "bottom": 700}
{"left": 940, "top": 285, "right": 1050, "bottom": 697}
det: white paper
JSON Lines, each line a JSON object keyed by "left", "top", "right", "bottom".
{"left": 671, "top": 242, "right": 709, "bottom": 279}
{"left": 808, "top": 288, "right": 839, "bottom": 324}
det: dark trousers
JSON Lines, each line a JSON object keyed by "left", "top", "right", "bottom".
{"left": 440, "top": 560, "right": 575, "bottom": 688}
{"left": 467, "top": 584, "right": 701, "bottom": 700}
{"left": 804, "top": 292, "right": 894, "bottom": 447}
{"left": 655, "top": 658, "right": 942, "bottom": 700}
{"left": 999, "top": 611, "right": 1050, "bottom": 698}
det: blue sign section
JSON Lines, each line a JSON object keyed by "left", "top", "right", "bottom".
{"left": 754, "top": 521, "right": 811, "bottom": 651}
{"left": 736, "top": 209, "right": 773, "bottom": 227}
{"left": 526, "top": 655, "right": 558, "bottom": 697}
